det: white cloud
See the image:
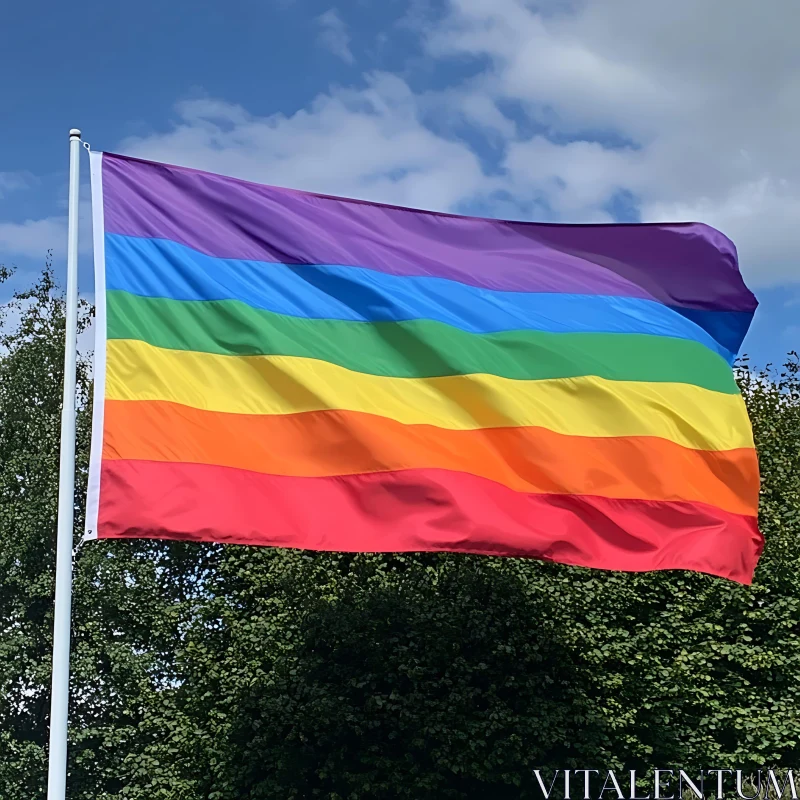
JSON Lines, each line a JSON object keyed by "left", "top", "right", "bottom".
{"left": 503, "top": 137, "right": 637, "bottom": 221}
{"left": 121, "top": 74, "right": 494, "bottom": 213}
{"left": 422, "top": 0, "right": 800, "bottom": 285}
{"left": 316, "top": 9, "right": 355, "bottom": 65}
{"left": 0, "top": 199, "right": 93, "bottom": 262}
{"left": 0, "top": 216, "right": 67, "bottom": 260}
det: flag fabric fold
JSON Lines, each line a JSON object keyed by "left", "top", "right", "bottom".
{"left": 86, "top": 151, "right": 763, "bottom": 583}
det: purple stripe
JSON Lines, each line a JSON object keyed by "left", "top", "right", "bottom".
{"left": 101, "top": 152, "right": 757, "bottom": 313}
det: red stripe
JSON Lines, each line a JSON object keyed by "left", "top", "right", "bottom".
{"left": 97, "top": 460, "right": 763, "bottom": 583}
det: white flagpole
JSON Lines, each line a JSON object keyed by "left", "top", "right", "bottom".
{"left": 47, "top": 128, "right": 82, "bottom": 800}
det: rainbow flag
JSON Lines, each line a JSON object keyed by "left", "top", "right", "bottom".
{"left": 85, "top": 152, "right": 763, "bottom": 583}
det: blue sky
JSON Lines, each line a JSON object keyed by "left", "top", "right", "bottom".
{"left": 2, "top": 0, "right": 798, "bottom": 366}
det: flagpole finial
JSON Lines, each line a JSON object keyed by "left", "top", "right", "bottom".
{"left": 69, "top": 128, "right": 81, "bottom": 138}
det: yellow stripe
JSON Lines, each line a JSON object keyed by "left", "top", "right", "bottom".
{"left": 105, "top": 339, "right": 754, "bottom": 451}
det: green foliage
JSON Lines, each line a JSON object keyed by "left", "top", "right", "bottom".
{"left": 0, "top": 266, "right": 798, "bottom": 798}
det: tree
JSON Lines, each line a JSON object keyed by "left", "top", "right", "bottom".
{"left": 0, "top": 265, "right": 798, "bottom": 799}
{"left": 0, "top": 263, "right": 218, "bottom": 797}
{"left": 0, "top": 261, "right": 90, "bottom": 795}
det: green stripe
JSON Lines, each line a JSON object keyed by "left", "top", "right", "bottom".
{"left": 106, "top": 291, "right": 739, "bottom": 392}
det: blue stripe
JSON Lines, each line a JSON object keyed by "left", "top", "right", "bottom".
{"left": 105, "top": 234, "right": 735, "bottom": 362}
{"left": 669, "top": 305, "right": 750, "bottom": 360}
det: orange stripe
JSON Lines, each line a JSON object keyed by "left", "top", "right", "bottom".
{"left": 102, "top": 400, "right": 760, "bottom": 515}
